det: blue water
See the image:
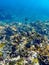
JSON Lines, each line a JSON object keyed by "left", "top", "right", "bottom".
{"left": 0, "top": 0, "right": 49, "bottom": 23}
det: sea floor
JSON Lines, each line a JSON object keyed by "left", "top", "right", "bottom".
{"left": 0, "top": 21, "right": 49, "bottom": 65}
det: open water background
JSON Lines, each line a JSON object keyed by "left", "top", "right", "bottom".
{"left": 0, "top": 0, "right": 49, "bottom": 23}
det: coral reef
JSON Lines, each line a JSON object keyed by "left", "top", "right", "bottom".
{"left": 0, "top": 21, "right": 49, "bottom": 65}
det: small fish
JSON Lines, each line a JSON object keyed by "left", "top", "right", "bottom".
{"left": 25, "top": 17, "right": 29, "bottom": 21}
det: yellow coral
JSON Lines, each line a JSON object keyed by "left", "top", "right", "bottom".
{"left": 0, "top": 43, "right": 5, "bottom": 48}
{"left": 0, "top": 52, "right": 3, "bottom": 56}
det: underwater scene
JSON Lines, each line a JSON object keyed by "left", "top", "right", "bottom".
{"left": 0, "top": 0, "right": 49, "bottom": 65}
